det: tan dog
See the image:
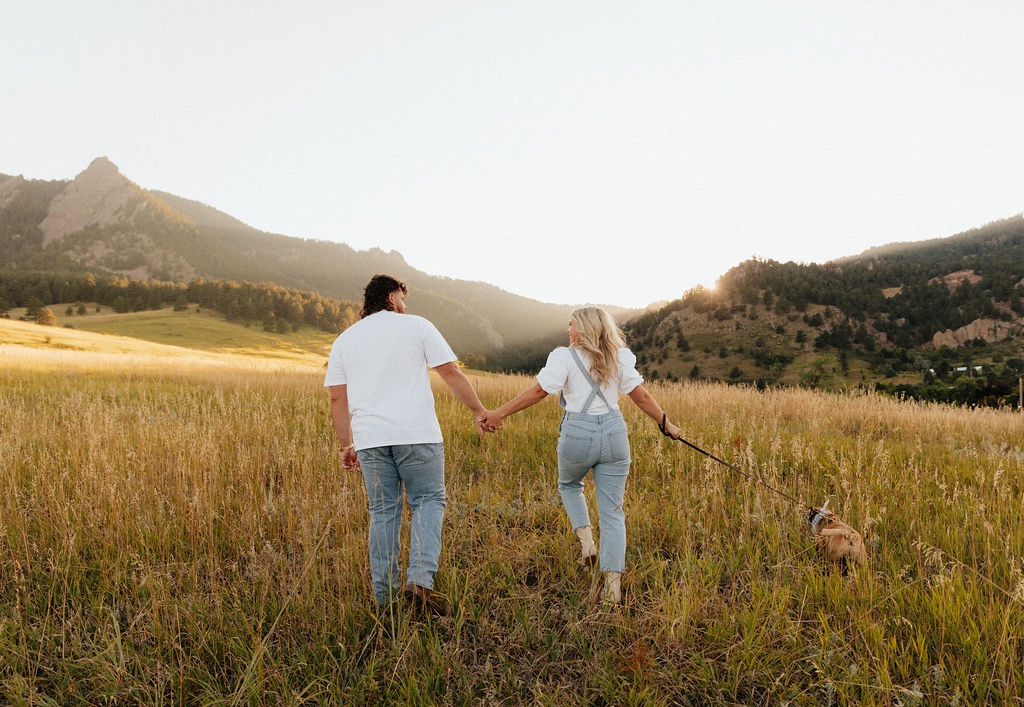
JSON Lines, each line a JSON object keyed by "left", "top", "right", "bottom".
{"left": 810, "top": 505, "right": 867, "bottom": 569}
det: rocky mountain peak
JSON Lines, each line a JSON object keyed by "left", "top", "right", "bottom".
{"left": 84, "top": 155, "right": 119, "bottom": 175}
{"left": 39, "top": 157, "right": 142, "bottom": 245}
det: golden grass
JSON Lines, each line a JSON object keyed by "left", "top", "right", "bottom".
{"left": 0, "top": 317, "right": 328, "bottom": 368}
{"left": 1, "top": 340, "right": 1022, "bottom": 704}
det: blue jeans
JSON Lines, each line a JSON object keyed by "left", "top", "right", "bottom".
{"left": 556, "top": 410, "right": 631, "bottom": 572}
{"left": 357, "top": 443, "right": 446, "bottom": 605}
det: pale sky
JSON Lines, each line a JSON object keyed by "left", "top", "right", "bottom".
{"left": 4, "top": 2, "right": 1024, "bottom": 307}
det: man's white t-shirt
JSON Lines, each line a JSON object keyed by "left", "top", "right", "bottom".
{"left": 323, "top": 311, "right": 457, "bottom": 451}
{"left": 536, "top": 347, "right": 643, "bottom": 414}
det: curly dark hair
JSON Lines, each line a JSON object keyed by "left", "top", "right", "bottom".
{"left": 360, "top": 274, "right": 408, "bottom": 319}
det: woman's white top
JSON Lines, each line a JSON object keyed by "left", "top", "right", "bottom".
{"left": 536, "top": 347, "right": 643, "bottom": 414}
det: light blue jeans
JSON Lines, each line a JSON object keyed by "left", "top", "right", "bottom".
{"left": 357, "top": 443, "right": 446, "bottom": 606}
{"left": 556, "top": 410, "right": 631, "bottom": 572}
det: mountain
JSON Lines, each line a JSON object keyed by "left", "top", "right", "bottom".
{"left": 0, "top": 157, "right": 621, "bottom": 359}
{"left": 624, "top": 216, "right": 1024, "bottom": 406}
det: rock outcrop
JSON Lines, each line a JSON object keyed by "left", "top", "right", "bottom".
{"left": 929, "top": 269, "right": 982, "bottom": 289}
{"left": 931, "top": 318, "right": 1021, "bottom": 348}
{"left": 39, "top": 157, "right": 142, "bottom": 246}
{"left": 0, "top": 175, "right": 24, "bottom": 210}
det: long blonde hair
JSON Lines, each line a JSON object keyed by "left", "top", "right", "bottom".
{"left": 570, "top": 307, "right": 626, "bottom": 385}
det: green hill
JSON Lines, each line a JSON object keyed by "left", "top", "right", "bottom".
{"left": 69, "top": 307, "right": 336, "bottom": 358}
{"left": 4, "top": 305, "right": 335, "bottom": 364}
{"left": 625, "top": 216, "right": 1024, "bottom": 407}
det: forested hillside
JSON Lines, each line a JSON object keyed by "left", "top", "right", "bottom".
{"left": 0, "top": 160, "right": 591, "bottom": 358}
{"left": 0, "top": 271, "right": 358, "bottom": 335}
{"left": 625, "top": 215, "right": 1024, "bottom": 407}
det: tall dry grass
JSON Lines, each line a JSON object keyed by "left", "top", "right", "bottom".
{"left": 1, "top": 350, "right": 1021, "bottom": 704}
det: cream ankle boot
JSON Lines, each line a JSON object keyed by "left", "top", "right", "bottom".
{"left": 576, "top": 526, "right": 597, "bottom": 566}
{"left": 603, "top": 571, "right": 622, "bottom": 604}
{"left": 590, "top": 571, "right": 622, "bottom": 606}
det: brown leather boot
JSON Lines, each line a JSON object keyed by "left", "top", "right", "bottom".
{"left": 403, "top": 583, "right": 450, "bottom": 617}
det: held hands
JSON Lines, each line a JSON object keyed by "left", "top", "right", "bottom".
{"left": 476, "top": 409, "right": 503, "bottom": 434}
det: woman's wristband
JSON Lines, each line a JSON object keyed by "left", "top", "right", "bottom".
{"left": 340, "top": 443, "right": 354, "bottom": 453}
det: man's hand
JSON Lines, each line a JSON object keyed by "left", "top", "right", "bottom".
{"left": 329, "top": 385, "right": 359, "bottom": 470}
{"left": 480, "top": 409, "right": 503, "bottom": 432}
{"left": 477, "top": 410, "right": 501, "bottom": 434}
{"left": 341, "top": 446, "right": 360, "bottom": 472}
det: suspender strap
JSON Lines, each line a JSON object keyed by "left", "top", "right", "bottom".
{"left": 558, "top": 348, "right": 610, "bottom": 414}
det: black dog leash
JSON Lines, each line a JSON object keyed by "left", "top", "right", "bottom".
{"left": 659, "top": 413, "right": 818, "bottom": 517}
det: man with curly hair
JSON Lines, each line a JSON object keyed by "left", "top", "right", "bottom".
{"left": 325, "top": 274, "right": 488, "bottom": 615}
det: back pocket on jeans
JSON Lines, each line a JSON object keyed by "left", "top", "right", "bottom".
{"left": 606, "top": 427, "right": 631, "bottom": 463}
{"left": 559, "top": 432, "right": 594, "bottom": 464}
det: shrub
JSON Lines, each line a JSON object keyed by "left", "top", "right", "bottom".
{"left": 35, "top": 308, "right": 57, "bottom": 326}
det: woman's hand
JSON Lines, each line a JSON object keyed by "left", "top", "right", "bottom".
{"left": 479, "top": 383, "right": 548, "bottom": 435}
{"left": 479, "top": 409, "right": 503, "bottom": 432}
{"left": 662, "top": 419, "right": 681, "bottom": 440}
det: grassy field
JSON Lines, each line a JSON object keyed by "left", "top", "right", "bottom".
{"left": 1, "top": 328, "right": 1023, "bottom": 704}
{"left": 2, "top": 309, "right": 335, "bottom": 365}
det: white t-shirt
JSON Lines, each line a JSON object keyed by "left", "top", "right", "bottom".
{"left": 323, "top": 311, "right": 457, "bottom": 450}
{"left": 536, "top": 347, "right": 643, "bottom": 414}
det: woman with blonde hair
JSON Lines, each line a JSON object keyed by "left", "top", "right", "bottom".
{"left": 481, "top": 307, "right": 680, "bottom": 604}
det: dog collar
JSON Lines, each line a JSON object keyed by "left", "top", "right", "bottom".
{"left": 810, "top": 498, "right": 830, "bottom": 535}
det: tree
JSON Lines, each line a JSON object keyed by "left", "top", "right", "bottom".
{"left": 951, "top": 376, "right": 980, "bottom": 406}
{"left": 25, "top": 297, "right": 44, "bottom": 319}
{"left": 35, "top": 308, "right": 57, "bottom": 326}
{"left": 1011, "top": 292, "right": 1024, "bottom": 315}
{"left": 800, "top": 356, "right": 834, "bottom": 388}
